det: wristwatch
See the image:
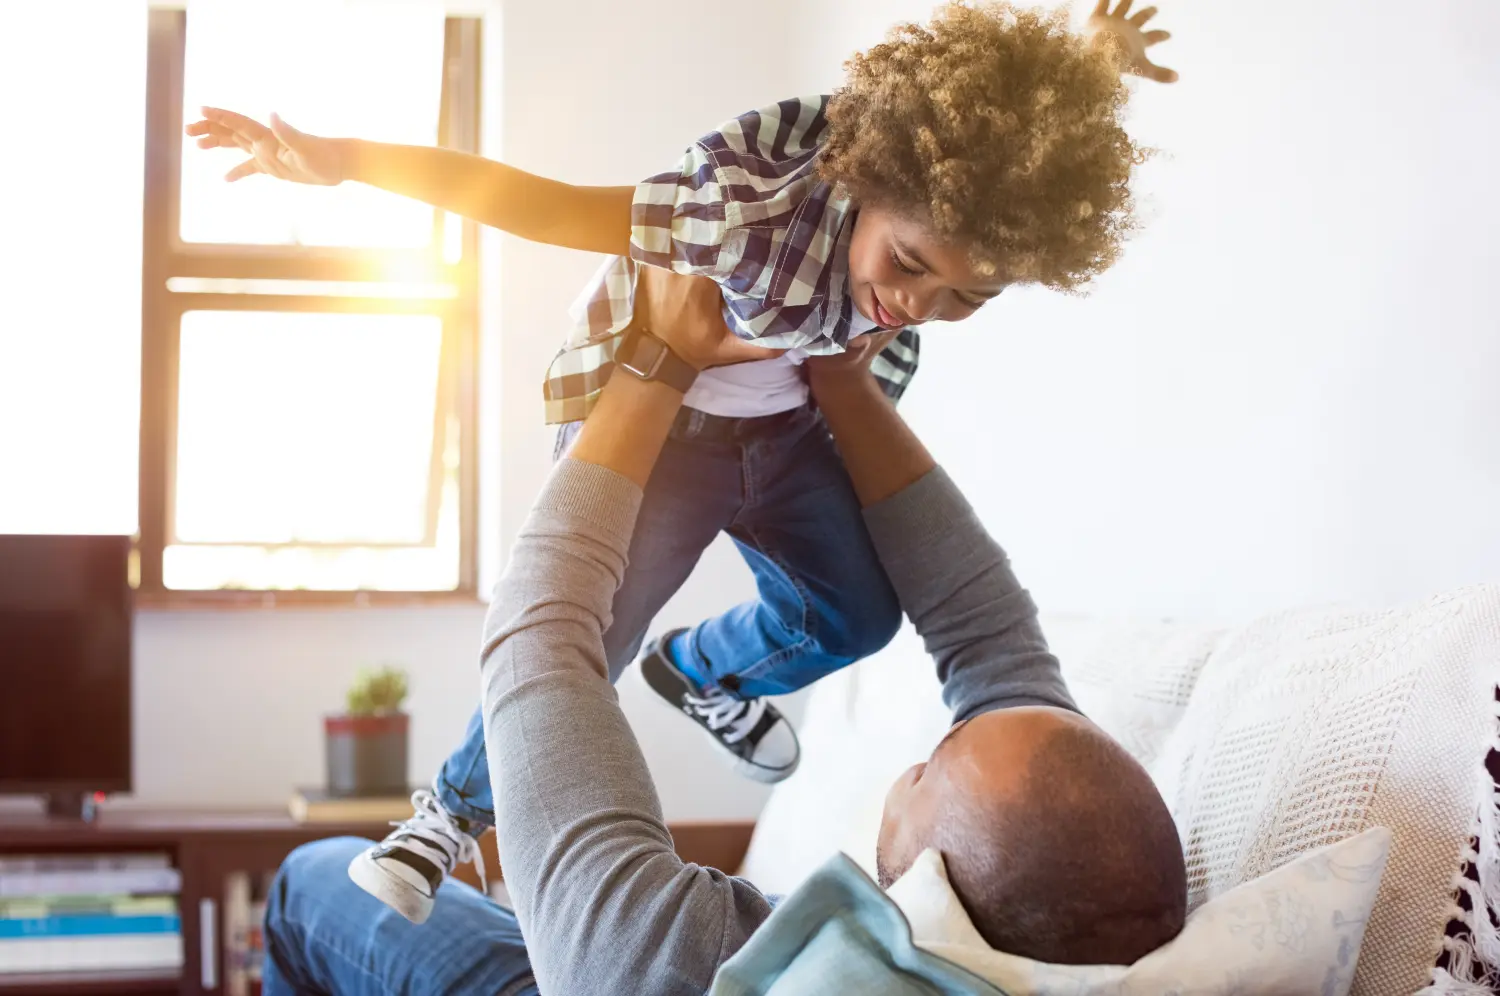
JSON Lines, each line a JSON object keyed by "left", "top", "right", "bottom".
{"left": 615, "top": 326, "right": 699, "bottom": 393}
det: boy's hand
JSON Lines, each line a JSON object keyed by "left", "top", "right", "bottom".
{"left": 185, "top": 108, "right": 345, "bottom": 185}
{"left": 1086, "top": 1, "right": 1177, "bottom": 84}
{"left": 634, "top": 266, "right": 786, "bottom": 370}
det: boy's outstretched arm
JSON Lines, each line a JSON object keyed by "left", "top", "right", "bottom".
{"left": 186, "top": 108, "right": 632, "bottom": 256}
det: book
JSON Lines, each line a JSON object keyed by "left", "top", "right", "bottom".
{"left": 0, "top": 914, "right": 181, "bottom": 938}
{"left": 0, "top": 934, "right": 184, "bottom": 974}
{"left": 0, "top": 896, "right": 178, "bottom": 919}
{"left": 0, "top": 854, "right": 169, "bottom": 873}
{"left": 288, "top": 786, "right": 415, "bottom": 824}
{"left": 225, "top": 872, "right": 251, "bottom": 996}
{"left": 0, "top": 867, "right": 181, "bottom": 899}
{"left": 224, "top": 870, "right": 273, "bottom": 996}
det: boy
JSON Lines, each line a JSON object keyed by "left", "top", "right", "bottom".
{"left": 189, "top": 0, "right": 1175, "bottom": 924}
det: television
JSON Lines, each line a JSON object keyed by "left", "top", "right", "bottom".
{"left": 0, "top": 534, "right": 133, "bottom": 815}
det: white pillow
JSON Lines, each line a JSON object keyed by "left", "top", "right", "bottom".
{"left": 889, "top": 827, "right": 1392, "bottom": 996}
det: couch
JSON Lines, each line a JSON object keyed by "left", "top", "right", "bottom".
{"left": 737, "top": 586, "right": 1500, "bottom": 995}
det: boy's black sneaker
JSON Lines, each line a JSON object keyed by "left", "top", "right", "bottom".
{"left": 347, "top": 789, "right": 485, "bottom": 924}
{"left": 638, "top": 630, "right": 800, "bottom": 784}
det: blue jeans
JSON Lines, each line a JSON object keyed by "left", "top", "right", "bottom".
{"left": 263, "top": 837, "right": 538, "bottom": 996}
{"left": 435, "top": 403, "right": 901, "bottom": 827}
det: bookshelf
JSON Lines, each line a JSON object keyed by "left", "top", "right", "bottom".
{"left": 0, "top": 811, "right": 755, "bottom": 996}
{"left": 0, "top": 811, "right": 387, "bottom": 996}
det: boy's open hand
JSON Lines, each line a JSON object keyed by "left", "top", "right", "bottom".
{"left": 185, "top": 108, "right": 345, "bottom": 185}
{"left": 634, "top": 266, "right": 785, "bottom": 370}
{"left": 1086, "top": 1, "right": 1177, "bottom": 83}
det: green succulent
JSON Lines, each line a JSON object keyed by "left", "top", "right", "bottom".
{"left": 346, "top": 666, "right": 409, "bottom": 717}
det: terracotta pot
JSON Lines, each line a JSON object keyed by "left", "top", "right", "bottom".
{"left": 324, "top": 713, "right": 409, "bottom": 798}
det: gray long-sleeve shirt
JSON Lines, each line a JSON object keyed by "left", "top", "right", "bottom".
{"left": 480, "top": 460, "right": 1075, "bottom": 996}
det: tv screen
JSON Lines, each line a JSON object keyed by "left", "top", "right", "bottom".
{"left": 0, "top": 535, "right": 132, "bottom": 795}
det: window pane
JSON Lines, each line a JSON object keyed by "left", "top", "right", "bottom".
{"left": 166, "top": 310, "right": 458, "bottom": 592}
{"left": 179, "top": 1, "right": 445, "bottom": 248}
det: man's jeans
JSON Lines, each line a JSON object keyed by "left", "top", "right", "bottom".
{"left": 435, "top": 403, "right": 901, "bottom": 827}
{"left": 263, "top": 837, "right": 539, "bottom": 996}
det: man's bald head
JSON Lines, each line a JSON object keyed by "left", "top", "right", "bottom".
{"left": 875, "top": 708, "right": 1186, "bottom": 965}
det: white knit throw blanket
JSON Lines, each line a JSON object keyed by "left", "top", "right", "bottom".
{"left": 1150, "top": 586, "right": 1500, "bottom": 995}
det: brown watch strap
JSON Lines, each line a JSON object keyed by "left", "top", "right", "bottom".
{"left": 616, "top": 326, "right": 699, "bottom": 393}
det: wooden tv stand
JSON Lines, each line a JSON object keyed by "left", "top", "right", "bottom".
{"left": 0, "top": 809, "right": 754, "bottom": 996}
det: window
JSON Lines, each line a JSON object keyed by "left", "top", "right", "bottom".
{"left": 139, "top": 6, "right": 482, "bottom": 602}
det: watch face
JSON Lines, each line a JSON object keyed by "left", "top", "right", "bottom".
{"left": 620, "top": 332, "right": 666, "bottom": 379}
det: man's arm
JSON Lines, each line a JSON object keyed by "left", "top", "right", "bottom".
{"left": 481, "top": 271, "right": 773, "bottom": 996}
{"left": 809, "top": 353, "right": 1078, "bottom": 723}
{"left": 187, "top": 109, "right": 632, "bottom": 255}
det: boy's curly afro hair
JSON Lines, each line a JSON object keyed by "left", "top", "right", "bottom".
{"left": 819, "top": 2, "right": 1146, "bottom": 291}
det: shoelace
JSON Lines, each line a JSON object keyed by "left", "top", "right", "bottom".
{"left": 393, "top": 789, "right": 487, "bottom": 892}
{"left": 682, "top": 688, "right": 767, "bottom": 745}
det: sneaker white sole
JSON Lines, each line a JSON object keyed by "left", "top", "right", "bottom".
{"left": 636, "top": 665, "right": 800, "bottom": 785}
{"left": 347, "top": 847, "right": 435, "bottom": 925}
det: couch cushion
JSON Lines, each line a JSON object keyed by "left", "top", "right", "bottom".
{"left": 1151, "top": 585, "right": 1500, "bottom": 995}
{"left": 1035, "top": 613, "right": 1225, "bottom": 769}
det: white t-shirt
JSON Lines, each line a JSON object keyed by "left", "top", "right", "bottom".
{"left": 683, "top": 316, "right": 880, "bottom": 418}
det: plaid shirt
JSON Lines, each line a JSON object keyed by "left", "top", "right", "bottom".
{"left": 542, "top": 95, "right": 921, "bottom": 424}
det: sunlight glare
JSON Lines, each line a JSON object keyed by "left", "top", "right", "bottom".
{"left": 179, "top": 0, "right": 445, "bottom": 248}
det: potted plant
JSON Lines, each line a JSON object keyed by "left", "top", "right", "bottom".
{"left": 325, "top": 666, "right": 410, "bottom": 798}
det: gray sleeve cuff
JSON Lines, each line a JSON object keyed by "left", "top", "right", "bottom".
{"left": 536, "top": 458, "right": 645, "bottom": 541}
{"left": 861, "top": 466, "right": 1078, "bottom": 722}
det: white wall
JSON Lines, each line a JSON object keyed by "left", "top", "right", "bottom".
{"left": 807, "top": 0, "right": 1500, "bottom": 623}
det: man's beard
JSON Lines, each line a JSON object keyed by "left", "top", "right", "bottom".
{"left": 874, "top": 842, "right": 896, "bottom": 889}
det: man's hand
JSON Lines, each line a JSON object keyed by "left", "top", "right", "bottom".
{"left": 805, "top": 330, "right": 901, "bottom": 392}
{"left": 1086, "top": 1, "right": 1177, "bottom": 84}
{"left": 186, "top": 108, "right": 346, "bottom": 184}
{"left": 633, "top": 266, "right": 785, "bottom": 371}
{"left": 573, "top": 266, "right": 778, "bottom": 487}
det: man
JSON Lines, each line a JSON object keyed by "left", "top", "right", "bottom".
{"left": 262, "top": 269, "right": 1187, "bottom": 995}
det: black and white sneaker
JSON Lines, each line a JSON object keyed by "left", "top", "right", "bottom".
{"left": 638, "top": 630, "right": 800, "bottom": 784}
{"left": 347, "top": 789, "right": 484, "bottom": 925}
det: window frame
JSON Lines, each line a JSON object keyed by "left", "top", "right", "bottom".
{"left": 138, "top": 7, "right": 483, "bottom": 606}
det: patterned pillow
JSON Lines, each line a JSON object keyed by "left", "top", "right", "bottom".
{"left": 1428, "top": 684, "right": 1500, "bottom": 992}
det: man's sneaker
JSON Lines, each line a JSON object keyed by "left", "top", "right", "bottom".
{"left": 347, "top": 789, "right": 485, "bottom": 925}
{"left": 638, "top": 630, "right": 800, "bottom": 784}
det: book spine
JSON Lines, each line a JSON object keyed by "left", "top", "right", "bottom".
{"left": 247, "top": 893, "right": 268, "bottom": 983}
{"left": 0, "top": 868, "right": 182, "bottom": 898}
{"left": 0, "top": 914, "right": 182, "bottom": 938}
{"left": 0, "top": 854, "right": 169, "bottom": 873}
{"left": 0, "top": 896, "right": 179, "bottom": 919}
{"left": 225, "top": 871, "right": 251, "bottom": 996}
{"left": 0, "top": 934, "right": 184, "bottom": 974}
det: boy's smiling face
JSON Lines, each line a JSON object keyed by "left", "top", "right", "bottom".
{"left": 847, "top": 206, "right": 1008, "bottom": 330}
